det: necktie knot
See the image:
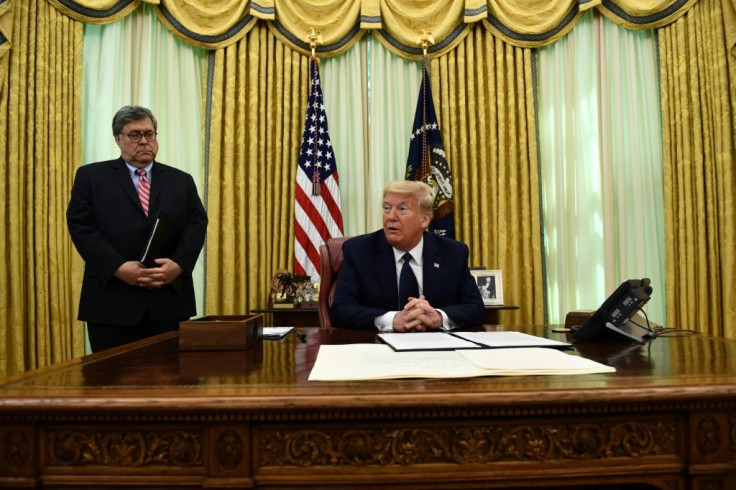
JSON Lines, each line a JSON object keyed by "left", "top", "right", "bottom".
{"left": 136, "top": 168, "right": 147, "bottom": 178}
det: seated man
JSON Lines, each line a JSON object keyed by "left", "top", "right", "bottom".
{"left": 331, "top": 180, "right": 485, "bottom": 331}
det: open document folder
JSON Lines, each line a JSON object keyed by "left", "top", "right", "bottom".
{"left": 308, "top": 344, "right": 615, "bottom": 381}
{"left": 378, "top": 331, "right": 571, "bottom": 351}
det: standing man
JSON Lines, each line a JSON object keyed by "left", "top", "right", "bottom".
{"left": 67, "top": 105, "right": 208, "bottom": 352}
{"left": 331, "top": 180, "right": 484, "bottom": 331}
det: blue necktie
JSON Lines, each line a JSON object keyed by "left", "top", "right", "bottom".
{"left": 398, "top": 252, "right": 419, "bottom": 308}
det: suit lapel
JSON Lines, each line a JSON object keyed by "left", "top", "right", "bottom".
{"left": 112, "top": 158, "right": 146, "bottom": 214}
{"left": 375, "top": 233, "right": 400, "bottom": 309}
{"left": 149, "top": 162, "right": 164, "bottom": 213}
{"left": 422, "top": 233, "right": 441, "bottom": 302}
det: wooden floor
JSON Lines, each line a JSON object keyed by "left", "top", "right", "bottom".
{"left": 1, "top": 324, "right": 735, "bottom": 489}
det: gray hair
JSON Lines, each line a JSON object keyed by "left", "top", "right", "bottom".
{"left": 383, "top": 180, "right": 436, "bottom": 215}
{"left": 112, "top": 105, "right": 158, "bottom": 135}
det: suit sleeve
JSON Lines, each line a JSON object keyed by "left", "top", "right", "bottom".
{"left": 66, "top": 166, "right": 126, "bottom": 284}
{"left": 437, "top": 245, "right": 485, "bottom": 327}
{"left": 167, "top": 174, "right": 207, "bottom": 276}
{"left": 330, "top": 242, "right": 389, "bottom": 330}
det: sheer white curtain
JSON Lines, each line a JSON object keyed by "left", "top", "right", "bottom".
{"left": 321, "top": 35, "right": 421, "bottom": 236}
{"left": 366, "top": 35, "right": 422, "bottom": 232}
{"left": 81, "top": 4, "right": 207, "bottom": 317}
{"left": 538, "top": 11, "right": 665, "bottom": 324}
{"left": 319, "top": 41, "right": 369, "bottom": 237}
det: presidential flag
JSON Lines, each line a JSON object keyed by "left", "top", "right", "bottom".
{"left": 405, "top": 62, "right": 455, "bottom": 238}
{"left": 294, "top": 57, "right": 344, "bottom": 280}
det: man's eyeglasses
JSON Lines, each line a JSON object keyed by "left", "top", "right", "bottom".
{"left": 120, "top": 131, "right": 157, "bottom": 142}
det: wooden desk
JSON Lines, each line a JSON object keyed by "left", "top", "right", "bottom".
{"left": 2, "top": 325, "right": 736, "bottom": 489}
{"left": 251, "top": 308, "right": 319, "bottom": 327}
{"left": 252, "top": 305, "right": 518, "bottom": 326}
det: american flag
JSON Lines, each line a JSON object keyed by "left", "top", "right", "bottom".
{"left": 405, "top": 61, "right": 455, "bottom": 238}
{"left": 294, "top": 57, "right": 344, "bottom": 280}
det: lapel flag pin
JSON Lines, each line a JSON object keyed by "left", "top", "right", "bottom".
{"left": 434, "top": 262, "right": 439, "bottom": 268}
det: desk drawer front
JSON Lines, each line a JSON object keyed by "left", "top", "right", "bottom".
{"left": 254, "top": 413, "right": 683, "bottom": 487}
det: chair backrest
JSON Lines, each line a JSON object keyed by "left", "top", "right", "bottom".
{"left": 318, "top": 236, "right": 351, "bottom": 327}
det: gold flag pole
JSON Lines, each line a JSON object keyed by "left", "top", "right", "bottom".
{"left": 416, "top": 30, "right": 435, "bottom": 187}
{"left": 307, "top": 28, "right": 323, "bottom": 195}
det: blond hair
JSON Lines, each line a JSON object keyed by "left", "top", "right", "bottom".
{"left": 383, "top": 180, "right": 436, "bottom": 215}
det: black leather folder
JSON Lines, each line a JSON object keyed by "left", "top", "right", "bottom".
{"left": 139, "top": 210, "right": 176, "bottom": 267}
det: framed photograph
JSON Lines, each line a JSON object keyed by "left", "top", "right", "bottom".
{"left": 470, "top": 270, "right": 503, "bottom": 306}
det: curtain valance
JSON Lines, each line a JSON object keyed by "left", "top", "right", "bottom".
{"left": 40, "top": 0, "right": 699, "bottom": 57}
{"left": 482, "top": 0, "right": 699, "bottom": 47}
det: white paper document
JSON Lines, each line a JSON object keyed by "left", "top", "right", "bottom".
{"left": 452, "top": 331, "right": 571, "bottom": 349}
{"left": 308, "top": 344, "right": 485, "bottom": 380}
{"left": 378, "top": 332, "right": 481, "bottom": 351}
{"left": 308, "top": 344, "right": 615, "bottom": 381}
{"left": 262, "top": 326, "right": 294, "bottom": 338}
{"left": 457, "top": 348, "right": 615, "bottom": 375}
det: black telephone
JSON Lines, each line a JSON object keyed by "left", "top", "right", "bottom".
{"left": 572, "top": 278, "right": 653, "bottom": 343}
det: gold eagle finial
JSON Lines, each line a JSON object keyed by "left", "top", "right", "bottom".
{"left": 417, "top": 30, "right": 435, "bottom": 57}
{"left": 307, "top": 28, "right": 323, "bottom": 58}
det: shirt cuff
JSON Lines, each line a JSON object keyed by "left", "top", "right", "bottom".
{"left": 374, "top": 311, "right": 397, "bottom": 332}
{"left": 437, "top": 309, "right": 457, "bottom": 331}
{"left": 375, "top": 310, "right": 456, "bottom": 331}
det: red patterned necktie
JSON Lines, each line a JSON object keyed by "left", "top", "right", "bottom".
{"left": 135, "top": 168, "right": 150, "bottom": 215}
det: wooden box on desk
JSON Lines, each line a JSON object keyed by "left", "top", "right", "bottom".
{"left": 179, "top": 314, "right": 263, "bottom": 351}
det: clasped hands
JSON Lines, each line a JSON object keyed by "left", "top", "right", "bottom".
{"left": 392, "top": 295, "right": 443, "bottom": 332}
{"left": 115, "top": 258, "right": 182, "bottom": 289}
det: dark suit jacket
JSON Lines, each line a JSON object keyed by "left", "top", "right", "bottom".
{"left": 330, "top": 230, "right": 485, "bottom": 329}
{"left": 66, "top": 158, "right": 208, "bottom": 325}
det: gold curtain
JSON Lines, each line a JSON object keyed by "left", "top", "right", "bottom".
{"left": 44, "top": 1, "right": 701, "bottom": 54}
{"left": 726, "top": 0, "right": 736, "bottom": 56}
{"left": 204, "top": 23, "right": 308, "bottom": 315}
{"left": 433, "top": 27, "right": 543, "bottom": 325}
{"left": 659, "top": 0, "right": 736, "bottom": 337}
{"left": 155, "top": 2, "right": 258, "bottom": 50}
{"left": 0, "top": 0, "right": 11, "bottom": 86}
{"left": 598, "top": 0, "right": 699, "bottom": 28}
{"left": 372, "top": 0, "right": 472, "bottom": 59}
{"left": 267, "top": 0, "right": 366, "bottom": 57}
{"left": 46, "top": 0, "right": 141, "bottom": 24}
{"left": 481, "top": 0, "right": 696, "bottom": 48}
{"left": 0, "top": 0, "right": 85, "bottom": 378}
